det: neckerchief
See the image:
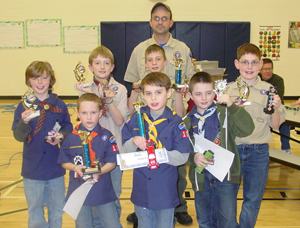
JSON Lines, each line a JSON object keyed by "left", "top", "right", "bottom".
{"left": 193, "top": 106, "right": 217, "bottom": 137}
{"left": 93, "top": 74, "right": 112, "bottom": 86}
{"left": 72, "top": 124, "right": 98, "bottom": 167}
{"left": 32, "top": 100, "right": 63, "bottom": 137}
{"left": 142, "top": 113, "right": 167, "bottom": 149}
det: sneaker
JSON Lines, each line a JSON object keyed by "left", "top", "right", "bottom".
{"left": 174, "top": 212, "right": 193, "bottom": 225}
{"left": 126, "top": 212, "right": 138, "bottom": 223}
{"left": 282, "top": 149, "right": 292, "bottom": 154}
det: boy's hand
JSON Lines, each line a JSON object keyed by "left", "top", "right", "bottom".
{"left": 45, "top": 132, "right": 63, "bottom": 145}
{"left": 74, "top": 82, "right": 93, "bottom": 93}
{"left": 272, "top": 94, "right": 281, "bottom": 110}
{"left": 21, "top": 109, "right": 36, "bottom": 124}
{"left": 74, "top": 165, "right": 86, "bottom": 177}
{"left": 175, "top": 85, "right": 189, "bottom": 94}
{"left": 98, "top": 84, "right": 115, "bottom": 102}
{"left": 132, "top": 82, "right": 142, "bottom": 93}
{"left": 217, "top": 94, "right": 233, "bottom": 107}
{"left": 291, "top": 98, "right": 300, "bottom": 107}
{"left": 133, "top": 136, "right": 147, "bottom": 151}
{"left": 194, "top": 153, "right": 214, "bottom": 167}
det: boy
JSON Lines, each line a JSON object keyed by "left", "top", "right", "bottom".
{"left": 226, "top": 43, "right": 285, "bottom": 228}
{"left": 126, "top": 44, "right": 191, "bottom": 225}
{"left": 128, "top": 44, "right": 188, "bottom": 117}
{"left": 12, "top": 61, "right": 73, "bottom": 228}
{"left": 58, "top": 93, "right": 122, "bottom": 228}
{"left": 75, "top": 46, "right": 129, "bottom": 223}
{"left": 122, "top": 72, "right": 191, "bottom": 228}
{"left": 184, "top": 72, "right": 254, "bottom": 228}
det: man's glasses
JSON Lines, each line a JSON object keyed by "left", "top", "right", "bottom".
{"left": 261, "top": 68, "right": 273, "bottom": 71}
{"left": 239, "top": 60, "right": 260, "bottom": 66}
{"left": 152, "top": 16, "right": 169, "bottom": 22}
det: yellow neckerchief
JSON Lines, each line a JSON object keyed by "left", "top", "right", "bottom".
{"left": 142, "top": 106, "right": 176, "bottom": 148}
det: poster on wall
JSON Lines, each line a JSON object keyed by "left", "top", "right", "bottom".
{"left": 0, "top": 21, "right": 25, "bottom": 49}
{"left": 258, "top": 26, "right": 281, "bottom": 60}
{"left": 288, "top": 21, "right": 300, "bottom": 48}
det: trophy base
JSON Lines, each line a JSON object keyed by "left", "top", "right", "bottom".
{"left": 172, "top": 83, "right": 189, "bottom": 91}
{"left": 263, "top": 107, "right": 274, "bottom": 115}
{"left": 83, "top": 167, "right": 101, "bottom": 175}
{"left": 82, "top": 83, "right": 91, "bottom": 88}
{"left": 25, "top": 110, "right": 40, "bottom": 120}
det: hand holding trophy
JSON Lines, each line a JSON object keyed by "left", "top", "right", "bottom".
{"left": 98, "top": 79, "right": 115, "bottom": 101}
{"left": 22, "top": 89, "right": 40, "bottom": 122}
{"left": 172, "top": 57, "right": 189, "bottom": 91}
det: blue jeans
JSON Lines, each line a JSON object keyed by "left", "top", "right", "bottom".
{"left": 134, "top": 205, "right": 175, "bottom": 228}
{"left": 236, "top": 143, "right": 269, "bottom": 228}
{"left": 23, "top": 176, "right": 65, "bottom": 228}
{"left": 279, "top": 124, "right": 291, "bottom": 150}
{"left": 91, "top": 166, "right": 123, "bottom": 227}
{"left": 194, "top": 170, "right": 239, "bottom": 228}
{"left": 76, "top": 202, "right": 122, "bottom": 228}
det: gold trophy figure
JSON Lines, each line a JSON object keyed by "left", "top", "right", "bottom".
{"left": 172, "top": 57, "right": 189, "bottom": 90}
{"left": 235, "top": 77, "right": 250, "bottom": 105}
{"left": 78, "top": 130, "right": 101, "bottom": 176}
{"left": 22, "top": 89, "right": 40, "bottom": 120}
{"left": 99, "top": 79, "right": 115, "bottom": 99}
{"left": 74, "top": 61, "right": 89, "bottom": 87}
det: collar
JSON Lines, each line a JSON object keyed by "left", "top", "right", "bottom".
{"left": 150, "top": 33, "right": 176, "bottom": 48}
{"left": 140, "top": 105, "right": 175, "bottom": 120}
{"left": 34, "top": 90, "right": 56, "bottom": 106}
{"left": 76, "top": 123, "right": 102, "bottom": 133}
{"left": 188, "top": 102, "right": 216, "bottom": 117}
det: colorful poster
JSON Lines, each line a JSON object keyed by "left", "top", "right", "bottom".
{"left": 288, "top": 21, "right": 300, "bottom": 48}
{"left": 258, "top": 26, "right": 281, "bottom": 60}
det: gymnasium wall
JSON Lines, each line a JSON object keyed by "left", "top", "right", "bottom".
{"left": 1, "top": 0, "right": 299, "bottom": 97}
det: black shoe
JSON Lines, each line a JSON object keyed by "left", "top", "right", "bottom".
{"left": 127, "top": 212, "right": 138, "bottom": 223}
{"left": 174, "top": 212, "right": 193, "bottom": 225}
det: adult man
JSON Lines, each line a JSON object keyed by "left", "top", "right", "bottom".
{"left": 124, "top": 2, "right": 195, "bottom": 225}
{"left": 259, "top": 58, "right": 291, "bottom": 154}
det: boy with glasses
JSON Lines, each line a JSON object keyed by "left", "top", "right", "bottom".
{"left": 226, "top": 43, "right": 285, "bottom": 228}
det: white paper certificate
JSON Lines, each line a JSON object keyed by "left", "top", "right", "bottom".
{"left": 193, "top": 133, "right": 235, "bottom": 182}
{"left": 117, "top": 148, "right": 169, "bottom": 170}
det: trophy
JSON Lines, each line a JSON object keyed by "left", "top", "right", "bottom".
{"left": 99, "top": 79, "right": 114, "bottom": 99}
{"left": 78, "top": 130, "right": 101, "bottom": 176}
{"left": 264, "top": 86, "right": 277, "bottom": 114}
{"left": 235, "top": 77, "right": 250, "bottom": 105}
{"left": 133, "top": 101, "right": 146, "bottom": 138}
{"left": 172, "top": 57, "right": 189, "bottom": 90}
{"left": 22, "top": 89, "right": 40, "bottom": 120}
{"left": 74, "top": 61, "right": 89, "bottom": 87}
{"left": 214, "top": 79, "right": 228, "bottom": 106}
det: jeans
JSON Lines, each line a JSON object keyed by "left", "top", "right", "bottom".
{"left": 236, "top": 143, "right": 269, "bottom": 228}
{"left": 194, "top": 170, "right": 239, "bottom": 228}
{"left": 279, "top": 124, "right": 291, "bottom": 150}
{"left": 76, "top": 202, "right": 122, "bottom": 228}
{"left": 91, "top": 166, "right": 123, "bottom": 227}
{"left": 134, "top": 205, "right": 175, "bottom": 228}
{"left": 23, "top": 176, "right": 65, "bottom": 228}
{"left": 175, "top": 164, "right": 188, "bottom": 213}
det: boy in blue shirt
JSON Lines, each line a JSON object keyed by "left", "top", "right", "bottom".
{"left": 58, "top": 93, "right": 122, "bottom": 228}
{"left": 12, "top": 61, "right": 73, "bottom": 228}
{"left": 122, "top": 72, "right": 191, "bottom": 228}
{"left": 184, "top": 72, "right": 254, "bottom": 228}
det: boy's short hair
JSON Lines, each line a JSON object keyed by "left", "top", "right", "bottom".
{"left": 237, "top": 43, "right": 261, "bottom": 60}
{"left": 25, "top": 61, "right": 56, "bottom": 90}
{"left": 89, "top": 46, "right": 114, "bottom": 65}
{"left": 262, "top": 58, "right": 273, "bottom": 68}
{"left": 77, "top": 93, "right": 103, "bottom": 112}
{"left": 189, "top": 72, "right": 214, "bottom": 93}
{"left": 145, "top": 44, "right": 166, "bottom": 61}
{"left": 140, "top": 72, "right": 171, "bottom": 92}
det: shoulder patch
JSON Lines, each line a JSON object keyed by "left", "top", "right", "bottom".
{"left": 178, "top": 122, "right": 187, "bottom": 131}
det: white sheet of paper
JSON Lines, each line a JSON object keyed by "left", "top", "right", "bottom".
{"left": 193, "top": 133, "right": 235, "bottom": 182}
{"left": 117, "top": 148, "right": 168, "bottom": 171}
{"left": 63, "top": 179, "right": 96, "bottom": 220}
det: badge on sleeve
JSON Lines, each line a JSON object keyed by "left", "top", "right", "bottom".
{"left": 178, "top": 122, "right": 188, "bottom": 138}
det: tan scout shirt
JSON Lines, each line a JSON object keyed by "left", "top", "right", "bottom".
{"left": 226, "top": 76, "right": 285, "bottom": 145}
{"left": 124, "top": 33, "right": 195, "bottom": 84}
